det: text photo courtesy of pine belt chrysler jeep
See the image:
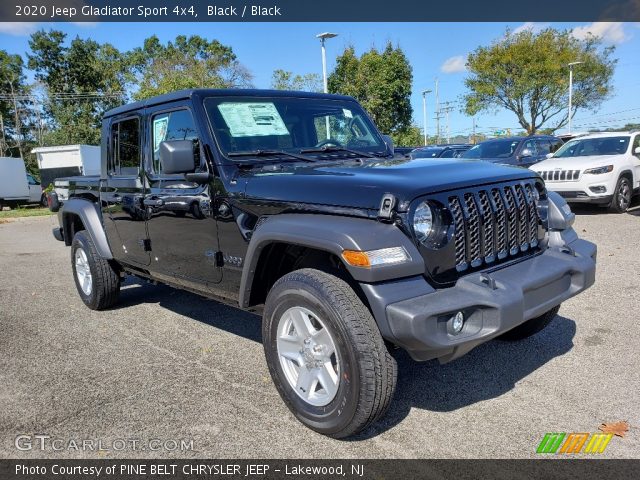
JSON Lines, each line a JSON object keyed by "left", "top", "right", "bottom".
{"left": 532, "top": 131, "right": 640, "bottom": 213}
{"left": 49, "top": 89, "right": 597, "bottom": 438}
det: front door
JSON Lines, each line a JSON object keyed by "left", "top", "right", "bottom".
{"left": 143, "top": 104, "right": 222, "bottom": 286}
{"left": 101, "top": 115, "right": 150, "bottom": 266}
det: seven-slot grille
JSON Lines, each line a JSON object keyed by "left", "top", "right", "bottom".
{"left": 448, "top": 182, "right": 541, "bottom": 272}
{"left": 537, "top": 169, "right": 580, "bottom": 181}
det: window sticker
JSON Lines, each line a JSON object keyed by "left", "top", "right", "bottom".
{"left": 153, "top": 116, "right": 169, "bottom": 151}
{"left": 342, "top": 108, "right": 353, "bottom": 118}
{"left": 218, "top": 102, "right": 289, "bottom": 137}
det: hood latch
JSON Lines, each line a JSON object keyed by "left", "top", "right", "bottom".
{"left": 378, "top": 193, "right": 397, "bottom": 221}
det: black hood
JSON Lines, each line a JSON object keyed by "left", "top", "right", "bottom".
{"left": 242, "top": 157, "right": 539, "bottom": 211}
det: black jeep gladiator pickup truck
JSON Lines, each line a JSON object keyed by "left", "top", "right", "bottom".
{"left": 50, "top": 89, "right": 596, "bottom": 438}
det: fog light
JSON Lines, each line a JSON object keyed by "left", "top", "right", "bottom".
{"left": 589, "top": 186, "right": 606, "bottom": 194}
{"left": 451, "top": 311, "right": 465, "bottom": 334}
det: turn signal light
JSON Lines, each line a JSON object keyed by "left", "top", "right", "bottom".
{"left": 342, "top": 247, "right": 410, "bottom": 268}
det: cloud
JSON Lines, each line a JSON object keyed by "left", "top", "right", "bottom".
{"left": 440, "top": 55, "right": 466, "bottom": 74}
{"left": 512, "top": 22, "right": 549, "bottom": 35}
{"left": 0, "top": 22, "right": 39, "bottom": 36}
{"left": 572, "top": 22, "right": 628, "bottom": 44}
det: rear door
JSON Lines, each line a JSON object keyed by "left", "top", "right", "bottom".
{"left": 101, "top": 115, "right": 150, "bottom": 266}
{"left": 143, "top": 103, "right": 222, "bottom": 285}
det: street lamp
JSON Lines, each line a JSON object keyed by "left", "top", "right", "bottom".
{"left": 316, "top": 32, "right": 338, "bottom": 94}
{"left": 422, "top": 89, "right": 432, "bottom": 146}
{"left": 567, "top": 61, "right": 584, "bottom": 134}
{"left": 316, "top": 32, "right": 338, "bottom": 140}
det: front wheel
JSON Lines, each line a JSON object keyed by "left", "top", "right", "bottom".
{"left": 609, "top": 176, "right": 631, "bottom": 213}
{"left": 498, "top": 305, "right": 560, "bottom": 341}
{"left": 71, "top": 230, "right": 121, "bottom": 310}
{"left": 262, "top": 268, "right": 397, "bottom": 438}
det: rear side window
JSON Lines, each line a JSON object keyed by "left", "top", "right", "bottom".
{"left": 535, "top": 139, "right": 552, "bottom": 155}
{"left": 109, "top": 117, "right": 140, "bottom": 175}
{"left": 151, "top": 109, "right": 199, "bottom": 174}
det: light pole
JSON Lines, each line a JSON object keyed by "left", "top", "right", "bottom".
{"left": 567, "top": 61, "right": 583, "bottom": 134}
{"left": 422, "top": 89, "right": 432, "bottom": 146}
{"left": 317, "top": 32, "right": 338, "bottom": 139}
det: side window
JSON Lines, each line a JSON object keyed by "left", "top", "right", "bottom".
{"left": 633, "top": 135, "right": 640, "bottom": 158}
{"left": 550, "top": 139, "right": 563, "bottom": 153}
{"left": 151, "top": 109, "right": 199, "bottom": 174}
{"left": 26, "top": 174, "right": 39, "bottom": 185}
{"left": 108, "top": 117, "right": 140, "bottom": 176}
{"left": 535, "top": 139, "right": 551, "bottom": 155}
{"left": 522, "top": 139, "right": 538, "bottom": 155}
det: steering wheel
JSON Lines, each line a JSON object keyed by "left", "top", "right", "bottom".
{"left": 314, "top": 138, "right": 343, "bottom": 148}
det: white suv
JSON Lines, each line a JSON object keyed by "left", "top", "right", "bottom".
{"left": 532, "top": 131, "right": 640, "bottom": 213}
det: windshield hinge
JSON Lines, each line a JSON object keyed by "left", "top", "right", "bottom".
{"left": 378, "top": 194, "right": 396, "bottom": 221}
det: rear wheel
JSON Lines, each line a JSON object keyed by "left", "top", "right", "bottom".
{"left": 71, "top": 230, "right": 121, "bottom": 310}
{"left": 41, "top": 193, "right": 49, "bottom": 207}
{"left": 499, "top": 305, "right": 560, "bottom": 341}
{"left": 262, "top": 268, "right": 397, "bottom": 438}
{"left": 609, "top": 176, "right": 631, "bottom": 213}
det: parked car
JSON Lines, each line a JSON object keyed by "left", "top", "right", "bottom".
{"left": 49, "top": 89, "right": 596, "bottom": 438}
{"left": 0, "top": 157, "right": 43, "bottom": 210}
{"left": 411, "top": 144, "right": 472, "bottom": 159}
{"left": 531, "top": 131, "right": 640, "bottom": 213}
{"left": 461, "top": 135, "right": 563, "bottom": 167}
{"left": 393, "top": 146, "right": 416, "bottom": 157}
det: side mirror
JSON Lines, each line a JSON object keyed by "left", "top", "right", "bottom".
{"left": 519, "top": 148, "right": 533, "bottom": 159}
{"left": 381, "top": 135, "right": 394, "bottom": 156}
{"left": 546, "top": 153, "right": 553, "bottom": 159}
{"left": 159, "top": 140, "right": 196, "bottom": 174}
{"left": 634, "top": 146, "right": 640, "bottom": 155}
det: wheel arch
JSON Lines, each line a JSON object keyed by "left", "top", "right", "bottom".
{"left": 61, "top": 198, "right": 113, "bottom": 259}
{"left": 239, "top": 214, "right": 424, "bottom": 309}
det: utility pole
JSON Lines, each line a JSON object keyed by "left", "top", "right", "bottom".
{"left": 434, "top": 78, "right": 440, "bottom": 144}
{"left": 567, "top": 61, "right": 583, "bottom": 134}
{"left": 421, "top": 89, "right": 432, "bottom": 146}
{"left": 441, "top": 101, "right": 455, "bottom": 144}
{"left": 472, "top": 117, "right": 476, "bottom": 144}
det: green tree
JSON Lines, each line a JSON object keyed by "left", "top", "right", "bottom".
{"left": 391, "top": 125, "right": 422, "bottom": 147}
{"left": 0, "top": 50, "right": 30, "bottom": 159}
{"left": 328, "top": 42, "right": 414, "bottom": 136}
{"left": 463, "top": 28, "right": 616, "bottom": 134}
{"left": 130, "top": 35, "right": 253, "bottom": 100}
{"left": 28, "top": 30, "right": 130, "bottom": 145}
{"left": 271, "top": 69, "right": 322, "bottom": 92}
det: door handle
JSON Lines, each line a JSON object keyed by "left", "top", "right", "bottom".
{"left": 143, "top": 198, "right": 164, "bottom": 207}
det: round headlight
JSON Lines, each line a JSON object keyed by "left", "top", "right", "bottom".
{"left": 413, "top": 201, "right": 434, "bottom": 244}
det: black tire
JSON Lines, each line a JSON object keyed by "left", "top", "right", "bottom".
{"left": 498, "top": 305, "right": 560, "bottom": 341}
{"left": 263, "top": 268, "right": 397, "bottom": 439}
{"left": 608, "top": 176, "right": 632, "bottom": 213}
{"left": 71, "top": 230, "right": 121, "bottom": 310}
{"left": 41, "top": 193, "right": 49, "bottom": 208}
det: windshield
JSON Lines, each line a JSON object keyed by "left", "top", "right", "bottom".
{"left": 462, "top": 139, "right": 520, "bottom": 159}
{"left": 203, "top": 96, "right": 387, "bottom": 159}
{"left": 553, "top": 136, "right": 630, "bottom": 158}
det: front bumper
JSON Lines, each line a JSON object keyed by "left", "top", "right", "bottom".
{"left": 360, "top": 235, "right": 596, "bottom": 363}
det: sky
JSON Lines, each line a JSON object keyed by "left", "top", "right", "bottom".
{"left": 1, "top": 21, "right": 639, "bottom": 141}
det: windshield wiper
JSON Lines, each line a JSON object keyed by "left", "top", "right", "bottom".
{"left": 299, "top": 145, "right": 375, "bottom": 158}
{"left": 228, "top": 149, "right": 316, "bottom": 163}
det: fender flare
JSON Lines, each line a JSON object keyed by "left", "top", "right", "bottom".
{"left": 61, "top": 198, "right": 113, "bottom": 259}
{"left": 238, "top": 214, "right": 424, "bottom": 308}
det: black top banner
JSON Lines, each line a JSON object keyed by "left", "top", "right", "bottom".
{"left": 1, "top": 0, "right": 640, "bottom": 22}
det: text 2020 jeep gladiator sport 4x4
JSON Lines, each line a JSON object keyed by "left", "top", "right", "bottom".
{"left": 50, "top": 89, "right": 596, "bottom": 438}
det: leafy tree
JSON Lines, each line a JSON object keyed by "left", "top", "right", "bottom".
{"left": 391, "top": 125, "right": 422, "bottom": 147}
{"left": 130, "top": 35, "right": 253, "bottom": 100}
{"left": 328, "top": 42, "right": 413, "bottom": 136}
{"left": 0, "top": 50, "right": 30, "bottom": 159}
{"left": 27, "top": 30, "right": 130, "bottom": 145}
{"left": 271, "top": 69, "right": 322, "bottom": 92}
{"left": 463, "top": 28, "right": 616, "bottom": 134}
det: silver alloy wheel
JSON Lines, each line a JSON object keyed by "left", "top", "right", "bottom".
{"left": 276, "top": 306, "right": 340, "bottom": 407}
{"left": 617, "top": 180, "right": 631, "bottom": 211}
{"left": 74, "top": 247, "right": 93, "bottom": 296}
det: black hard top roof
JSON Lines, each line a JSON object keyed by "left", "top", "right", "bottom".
{"left": 104, "top": 88, "right": 357, "bottom": 118}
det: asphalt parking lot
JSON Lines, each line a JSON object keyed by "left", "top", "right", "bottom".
{"left": 1, "top": 204, "right": 639, "bottom": 459}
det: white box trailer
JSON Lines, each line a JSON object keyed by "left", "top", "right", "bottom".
{"left": 32, "top": 145, "right": 100, "bottom": 189}
{"left": 0, "top": 157, "right": 42, "bottom": 209}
